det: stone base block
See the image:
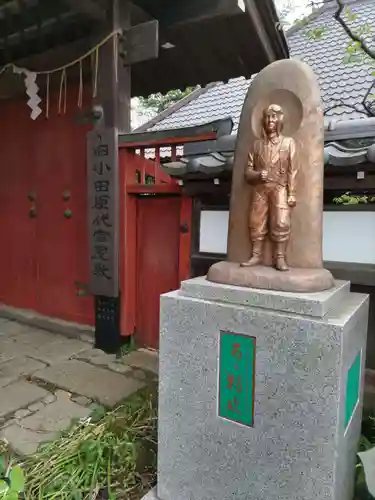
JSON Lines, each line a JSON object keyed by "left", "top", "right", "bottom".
{"left": 142, "top": 489, "right": 157, "bottom": 500}
{"left": 151, "top": 277, "right": 369, "bottom": 500}
{"left": 207, "top": 261, "right": 334, "bottom": 292}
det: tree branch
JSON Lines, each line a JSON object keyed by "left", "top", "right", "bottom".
{"left": 334, "top": 0, "right": 375, "bottom": 60}
{"left": 362, "top": 81, "right": 375, "bottom": 116}
{"left": 324, "top": 101, "right": 370, "bottom": 117}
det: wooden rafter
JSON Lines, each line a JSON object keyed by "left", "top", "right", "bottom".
{"left": 0, "top": 0, "right": 288, "bottom": 99}
{"left": 63, "top": 0, "right": 106, "bottom": 21}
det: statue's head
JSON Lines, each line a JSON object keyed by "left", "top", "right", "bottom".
{"left": 262, "top": 104, "right": 284, "bottom": 136}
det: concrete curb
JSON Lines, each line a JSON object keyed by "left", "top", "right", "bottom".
{"left": 0, "top": 304, "right": 94, "bottom": 341}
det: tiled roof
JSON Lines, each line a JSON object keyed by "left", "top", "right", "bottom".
{"left": 143, "top": 0, "right": 375, "bottom": 133}
{"left": 161, "top": 136, "right": 375, "bottom": 178}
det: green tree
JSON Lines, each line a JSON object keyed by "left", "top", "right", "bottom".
{"left": 139, "top": 86, "right": 196, "bottom": 115}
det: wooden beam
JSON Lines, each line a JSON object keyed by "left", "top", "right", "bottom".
{"left": 130, "top": 3, "right": 153, "bottom": 24}
{"left": 324, "top": 175, "right": 375, "bottom": 191}
{"left": 119, "top": 132, "right": 217, "bottom": 148}
{"left": 15, "top": 34, "right": 93, "bottom": 71}
{"left": 63, "top": 0, "right": 106, "bottom": 21}
{"left": 95, "top": 0, "right": 131, "bottom": 131}
{"left": 87, "top": 0, "right": 159, "bottom": 351}
{"left": 126, "top": 184, "right": 181, "bottom": 194}
{"left": 243, "top": 0, "right": 275, "bottom": 62}
{"left": 325, "top": 261, "right": 375, "bottom": 287}
{"left": 151, "top": 0, "right": 244, "bottom": 27}
{"left": 86, "top": 0, "right": 131, "bottom": 347}
{"left": 119, "top": 20, "right": 158, "bottom": 66}
{"left": 0, "top": 35, "right": 94, "bottom": 98}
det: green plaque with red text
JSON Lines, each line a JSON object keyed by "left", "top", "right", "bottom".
{"left": 218, "top": 330, "right": 256, "bottom": 427}
{"left": 345, "top": 351, "right": 361, "bottom": 430}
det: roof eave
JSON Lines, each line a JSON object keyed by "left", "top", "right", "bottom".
{"left": 246, "top": 0, "right": 289, "bottom": 62}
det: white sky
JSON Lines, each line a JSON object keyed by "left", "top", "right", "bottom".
{"left": 274, "top": 0, "right": 312, "bottom": 24}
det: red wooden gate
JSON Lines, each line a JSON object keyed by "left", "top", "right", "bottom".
{"left": 0, "top": 89, "right": 94, "bottom": 325}
{"left": 119, "top": 139, "right": 193, "bottom": 348}
{"left": 0, "top": 100, "right": 37, "bottom": 310}
{"left": 136, "top": 196, "right": 181, "bottom": 348}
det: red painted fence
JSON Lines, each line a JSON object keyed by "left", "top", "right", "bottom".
{"left": 119, "top": 139, "right": 192, "bottom": 348}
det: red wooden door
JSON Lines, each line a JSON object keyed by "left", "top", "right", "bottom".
{"left": 34, "top": 112, "right": 70, "bottom": 319}
{"left": 136, "top": 195, "right": 181, "bottom": 348}
{"left": 34, "top": 106, "right": 93, "bottom": 324}
{"left": 0, "top": 89, "right": 93, "bottom": 325}
{"left": 0, "top": 100, "right": 37, "bottom": 310}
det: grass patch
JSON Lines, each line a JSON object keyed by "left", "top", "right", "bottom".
{"left": 117, "top": 336, "right": 138, "bottom": 359}
{"left": 21, "top": 385, "right": 157, "bottom": 500}
{"left": 355, "top": 410, "right": 375, "bottom": 500}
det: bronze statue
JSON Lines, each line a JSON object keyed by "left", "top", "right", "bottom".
{"left": 207, "top": 60, "right": 334, "bottom": 292}
{"left": 240, "top": 104, "right": 297, "bottom": 272}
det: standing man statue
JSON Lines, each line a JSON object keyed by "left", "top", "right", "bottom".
{"left": 240, "top": 104, "right": 298, "bottom": 272}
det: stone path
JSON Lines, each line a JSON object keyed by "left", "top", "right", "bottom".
{"left": 0, "top": 318, "right": 158, "bottom": 456}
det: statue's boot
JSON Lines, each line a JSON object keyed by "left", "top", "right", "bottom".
{"left": 275, "top": 242, "right": 289, "bottom": 272}
{"left": 240, "top": 240, "right": 263, "bottom": 267}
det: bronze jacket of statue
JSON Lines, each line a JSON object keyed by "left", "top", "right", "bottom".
{"left": 245, "top": 136, "right": 297, "bottom": 244}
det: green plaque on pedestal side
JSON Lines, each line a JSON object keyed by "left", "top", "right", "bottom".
{"left": 345, "top": 351, "right": 361, "bottom": 430}
{"left": 218, "top": 330, "right": 256, "bottom": 427}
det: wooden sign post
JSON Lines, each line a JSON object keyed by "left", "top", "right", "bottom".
{"left": 87, "top": 127, "right": 119, "bottom": 297}
{"left": 86, "top": 0, "right": 158, "bottom": 351}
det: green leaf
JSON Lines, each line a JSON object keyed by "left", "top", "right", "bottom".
{"left": 356, "top": 464, "right": 366, "bottom": 486}
{"left": 0, "top": 457, "right": 5, "bottom": 475}
{"left": 4, "top": 490, "right": 18, "bottom": 500}
{"left": 0, "top": 480, "right": 8, "bottom": 494}
{"left": 9, "top": 466, "right": 24, "bottom": 493}
{"left": 90, "top": 405, "right": 106, "bottom": 423}
{"left": 306, "top": 27, "right": 327, "bottom": 40}
{"left": 345, "top": 6, "right": 358, "bottom": 22}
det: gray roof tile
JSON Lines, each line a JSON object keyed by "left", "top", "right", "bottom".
{"left": 145, "top": 0, "right": 375, "bottom": 133}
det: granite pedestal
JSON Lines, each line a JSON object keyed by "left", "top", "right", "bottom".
{"left": 146, "top": 277, "right": 369, "bottom": 500}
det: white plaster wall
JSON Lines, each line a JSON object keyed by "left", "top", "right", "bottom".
{"left": 199, "top": 211, "right": 229, "bottom": 254}
{"left": 323, "top": 211, "right": 375, "bottom": 264}
{"left": 199, "top": 210, "right": 375, "bottom": 264}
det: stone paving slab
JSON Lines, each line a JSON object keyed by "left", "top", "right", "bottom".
{"left": 0, "top": 353, "right": 15, "bottom": 365}
{"left": 0, "top": 381, "right": 48, "bottom": 418}
{"left": 0, "top": 322, "right": 157, "bottom": 456}
{"left": 75, "top": 349, "right": 117, "bottom": 365}
{"left": 0, "top": 304, "right": 94, "bottom": 341}
{"left": 74, "top": 349, "right": 133, "bottom": 375}
{"left": 34, "top": 360, "right": 147, "bottom": 408}
{"left": 1, "top": 424, "right": 56, "bottom": 456}
{"left": 0, "top": 329, "right": 89, "bottom": 364}
{"left": 0, "top": 320, "right": 30, "bottom": 336}
{"left": 0, "top": 357, "right": 46, "bottom": 388}
{"left": 1, "top": 391, "right": 91, "bottom": 455}
{"left": 123, "top": 349, "right": 159, "bottom": 375}
{"left": 0, "top": 318, "right": 13, "bottom": 335}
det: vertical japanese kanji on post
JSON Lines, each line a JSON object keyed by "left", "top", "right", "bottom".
{"left": 87, "top": 128, "right": 119, "bottom": 297}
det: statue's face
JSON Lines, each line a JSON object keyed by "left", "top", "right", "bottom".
{"left": 263, "top": 105, "right": 283, "bottom": 135}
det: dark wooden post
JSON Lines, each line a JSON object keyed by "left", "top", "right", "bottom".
{"left": 87, "top": 0, "right": 158, "bottom": 353}
{"left": 96, "top": 0, "right": 131, "bottom": 133}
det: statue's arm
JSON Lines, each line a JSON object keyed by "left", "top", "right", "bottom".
{"left": 287, "top": 139, "right": 298, "bottom": 196}
{"left": 245, "top": 149, "right": 261, "bottom": 184}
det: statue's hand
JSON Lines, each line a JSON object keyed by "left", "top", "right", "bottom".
{"left": 287, "top": 195, "right": 297, "bottom": 208}
{"left": 260, "top": 170, "right": 268, "bottom": 182}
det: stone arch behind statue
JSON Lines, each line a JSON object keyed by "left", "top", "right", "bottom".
{"left": 227, "top": 59, "right": 324, "bottom": 269}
